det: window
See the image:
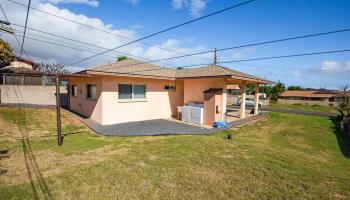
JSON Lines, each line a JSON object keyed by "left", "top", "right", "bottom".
{"left": 164, "top": 85, "right": 176, "bottom": 90}
{"left": 118, "top": 84, "right": 132, "bottom": 99}
{"left": 71, "top": 85, "right": 77, "bottom": 97}
{"left": 118, "top": 84, "right": 146, "bottom": 100}
{"left": 86, "top": 84, "right": 96, "bottom": 99}
{"left": 133, "top": 85, "right": 146, "bottom": 99}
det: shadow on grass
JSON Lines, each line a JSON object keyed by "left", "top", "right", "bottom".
{"left": 19, "top": 108, "right": 53, "bottom": 200}
{"left": 0, "top": 149, "right": 9, "bottom": 174}
{"left": 330, "top": 116, "right": 350, "bottom": 158}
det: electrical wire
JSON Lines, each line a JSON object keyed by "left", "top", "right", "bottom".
{"left": 67, "top": 0, "right": 257, "bottom": 66}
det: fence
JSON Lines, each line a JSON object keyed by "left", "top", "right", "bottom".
{"left": 0, "top": 73, "right": 55, "bottom": 86}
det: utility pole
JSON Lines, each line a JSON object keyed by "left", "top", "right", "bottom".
{"left": 55, "top": 73, "right": 62, "bottom": 146}
{"left": 213, "top": 48, "right": 217, "bottom": 65}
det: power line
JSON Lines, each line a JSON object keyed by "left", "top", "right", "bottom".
{"left": 11, "top": 23, "right": 177, "bottom": 67}
{"left": 12, "top": 32, "right": 126, "bottom": 59}
{"left": 181, "top": 49, "right": 350, "bottom": 67}
{"left": 19, "top": 0, "right": 31, "bottom": 57}
{"left": 97, "top": 27, "right": 350, "bottom": 71}
{"left": 5, "top": 0, "right": 213, "bottom": 62}
{"left": 85, "top": 49, "right": 350, "bottom": 76}
{"left": 0, "top": 3, "right": 31, "bottom": 60}
{"left": 67, "top": 0, "right": 257, "bottom": 66}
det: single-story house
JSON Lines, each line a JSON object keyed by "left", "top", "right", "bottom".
{"left": 279, "top": 90, "right": 338, "bottom": 106}
{"left": 68, "top": 58, "right": 272, "bottom": 126}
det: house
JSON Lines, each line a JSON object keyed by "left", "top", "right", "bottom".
{"left": 68, "top": 58, "right": 271, "bottom": 126}
{"left": 279, "top": 90, "right": 338, "bottom": 106}
{"left": 0, "top": 56, "right": 69, "bottom": 106}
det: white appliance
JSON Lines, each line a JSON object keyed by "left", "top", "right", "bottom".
{"left": 181, "top": 105, "right": 204, "bottom": 125}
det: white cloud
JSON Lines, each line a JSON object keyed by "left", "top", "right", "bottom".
{"left": 125, "top": 0, "right": 140, "bottom": 6}
{"left": 1, "top": 1, "right": 207, "bottom": 71}
{"left": 171, "top": 0, "right": 208, "bottom": 17}
{"left": 38, "top": 0, "right": 99, "bottom": 7}
{"left": 230, "top": 48, "right": 254, "bottom": 60}
{"left": 143, "top": 39, "right": 211, "bottom": 66}
{"left": 320, "top": 61, "right": 350, "bottom": 73}
{"left": 292, "top": 69, "right": 301, "bottom": 76}
{"left": 190, "top": 0, "right": 207, "bottom": 17}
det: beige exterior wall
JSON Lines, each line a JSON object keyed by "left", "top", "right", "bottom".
{"left": 184, "top": 78, "right": 227, "bottom": 122}
{"left": 70, "top": 76, "right": 230, "bottom": 125}
{"left": 69, "top": 75, "right": 184, "bottom": 125}
{"left": 69, "top": 76, "right": 103, "bottom": 124}
{"left": 10, "top": 61, "right": 33, "bottom": 70}
{"left": 183, "top": 78, "right": 226, "bottom": 103}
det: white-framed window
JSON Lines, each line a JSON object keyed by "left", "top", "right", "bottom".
{"left": 165, "top": 85, "right": 176, "bottom": 90}
{"left": 71, "top": 85, "right": 77, "bottom": 97}
{"left": 118, "top": 84, "right": 146, "bottom": 100}
{"left": 86, "top": 84, "right": 96, "bottom": 99}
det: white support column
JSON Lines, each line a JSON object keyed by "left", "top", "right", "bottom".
{"left": 254, "top": 83, "right": 260, "bottom": 115}
{"left": 240, "top": 81, "right": 247, "bottom": 119}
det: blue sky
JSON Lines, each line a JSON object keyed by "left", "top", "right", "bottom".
{"left": 1, "top": 0, "right": 350, "bottom": 88}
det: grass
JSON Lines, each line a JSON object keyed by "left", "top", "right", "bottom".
{"left": 267, "top": 103, "right": 338, "bottom": 113}
{"left": 0, "top": 107, "right": 349, "bottom": 199}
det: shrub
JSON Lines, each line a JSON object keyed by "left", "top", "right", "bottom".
{"left": 311, "top": 104, "right": 322, "bottom": 107}
{"left": 292, "top": 103, "right": 303, "bottom": 106}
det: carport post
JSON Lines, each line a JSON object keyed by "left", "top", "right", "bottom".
{"left": 254, "top": 84, "right": 259, "bottom": 115}
{"left": 240, "top": 81, "right": 247, "bottom": 119}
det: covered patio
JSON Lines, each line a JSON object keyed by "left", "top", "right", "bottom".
{"left": 225, "top": 78, "right": 268, "bottom": 122}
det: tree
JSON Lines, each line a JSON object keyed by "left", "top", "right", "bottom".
{"left": 247, "top": 83, "right": 256, "bottom": 95}
{"left": 287, "top": 85, "right": 304, "bottom": 91}
{"left": 117, "top": 56, "right": 128, "bottom": 62}
{"left": 270, "top": 81, "right": 286, "bottom": 103}
{"left": 260, "top": 85, "right": 273, "bottom": 97}
{"left": 336, "top": 85, "right": 350, "bottom": 134}
{"left": 0, "top": 39, "right": 13, "bottom": 68}
{"left": 33, "top": 62, "right": 70, "bottom": 74}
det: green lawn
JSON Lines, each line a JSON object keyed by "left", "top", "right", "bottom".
{"left": 0, "top": 107, "right": 349, "bottom": 199}
{"left": 267, "top": 103, "right": 338, "bottom": 113}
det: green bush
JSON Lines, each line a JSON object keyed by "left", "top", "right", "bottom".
{"left": 311, "top": 104, "right": 322, "bottom": 107}
{"left": 292, "top": 103, "right": 303, "bottom": 106}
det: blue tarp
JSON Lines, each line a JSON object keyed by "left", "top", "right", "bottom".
{"left": 212, "top": 120, "right": 228, "bottom": 128}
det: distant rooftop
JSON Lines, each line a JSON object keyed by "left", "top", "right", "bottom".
{"left": 281, "top": 90, "right": 337, "bottom": 98}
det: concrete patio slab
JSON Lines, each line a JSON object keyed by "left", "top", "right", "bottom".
{"left": 63, "top": 108, "right": 268, "bottom": 136}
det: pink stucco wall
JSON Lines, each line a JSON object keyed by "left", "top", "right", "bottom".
{"left": 69, "top": 75, "right": 184, "bottom": 125}
{"left": 184, "top": 78, "right": 227, "bottom": 122}
{"left": 69, "top": 76, "right": 228, "bottom": 125}
{"left": 69, "top": 76, "right": 103, "bottom": 124}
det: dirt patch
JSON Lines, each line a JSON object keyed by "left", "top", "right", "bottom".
{"left": 0, "top": 145, "right": 129, "bottom": 186}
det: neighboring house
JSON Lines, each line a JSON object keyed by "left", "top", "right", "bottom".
{"left": 279, "top": 90, "right": 337, "bottom": 106}
{"left": 0, "top": 56, "right": 68, "bottom": 106}
{"left": 10, "top": 54, "right": 35, "bottom": 70}
{"left": 69, "top": 58, "right": 271, "bottom": 126}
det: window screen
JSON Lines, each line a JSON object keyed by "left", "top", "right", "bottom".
{"left": 118, "top": 84, "right": 132, "bottom": 99}
{"left": 133, "top": 85, "right": 146, "bottom": 99}
{"left": 118, "top": 84, "right": 146, "bottom": 100}
{"left": 87, "top": 84, "right": 96, "bottom": 99}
